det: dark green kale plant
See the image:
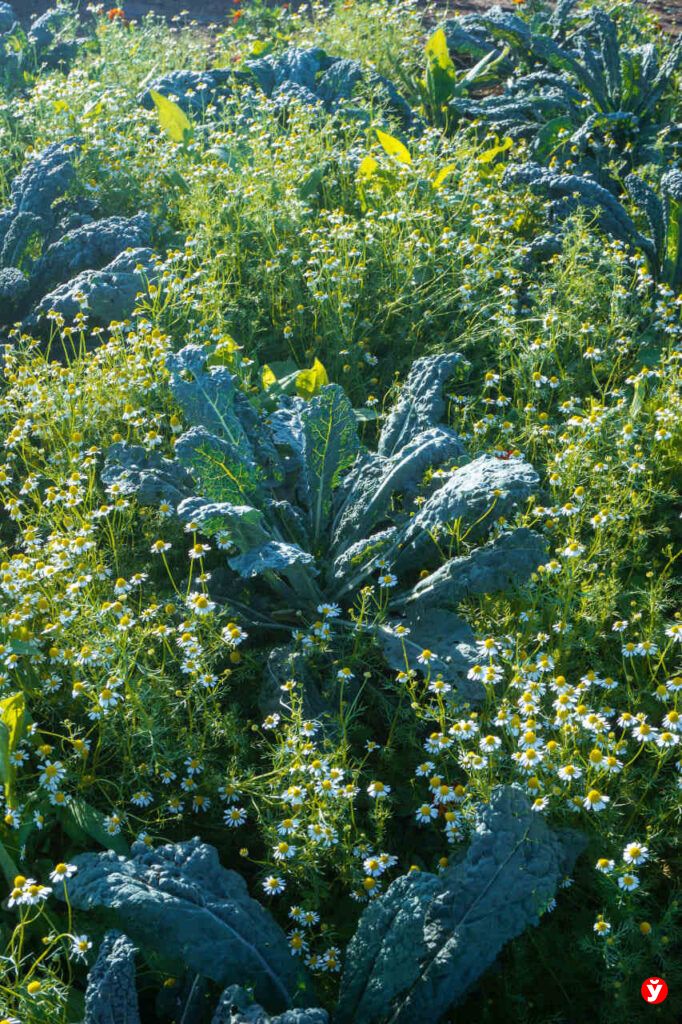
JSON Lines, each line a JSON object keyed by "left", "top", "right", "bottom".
{"left": 441, "top": 5, "right": 682, "bottom": 180}
{"left": 68, "top": 787, "right": 583, "bottom": 1023}
{"left": 102, "top": 347, "right": 546, "bottom": 707}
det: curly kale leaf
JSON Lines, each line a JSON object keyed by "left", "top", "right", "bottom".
{"left": 228, "top": 541, "right": 318, "bottom": 580}
{"left": 377, "top": 607, "right": 484, "bottom": 705}
{"left": 212, "top": 986, "right": 328, "bottom": 1024}
{"left": 394, "top": 453, "right": 540, "bottom": 574}
{"left": 63, "top": 837, "right": 312, "bottom": 1013}
{"left": 336, "top": 786, "right": 585, "bottom": 1024}
{"left": 84, "top": 931, "right": 141, "bottom": 1024}
{"left": 102, "top": 351, "right": 545, "bottom": 699}
{"left": 100, "top": 443, "right": 193, "bottom": 508}
{"left": 504, "top": 162, "right": 656, "bottom": 264}
{"left": 378, "top": 352, "right": 464, "bottom": 457}
{"left": 270, "top": 386, "right": 360, "bottom": 547}
{"left": 396, "top": 528, "right": 547, "bottom": 611}
{"left": 331, "top": 426, "right": 466, "bottom": 552}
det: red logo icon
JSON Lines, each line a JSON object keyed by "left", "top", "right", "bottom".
{"left": 641, "top": 977, "right": 668, "bottom": 1004}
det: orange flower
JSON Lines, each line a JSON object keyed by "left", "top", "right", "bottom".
{"left": 232, "top": 8, "right": 244, "bottom": 20}
{"left": 107, "top": 7, "right": 125, "bottom": 20}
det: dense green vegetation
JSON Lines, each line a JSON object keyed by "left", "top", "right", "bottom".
{"left": 0, "top": 1, "right": 680, "bottom": 1022}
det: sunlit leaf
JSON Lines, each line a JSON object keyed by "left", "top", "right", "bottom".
{"left": 0, "top": 692, "right": 31, "bottom": 803}
{"left": 425, "top": 27, "right": 457, "bottom": 109}
{"left": 375, "top": 129, "right": 412, "bottom": 165}
{"left": 262, "top": 364, "right": 278, "bottom": 391}
{"left": 150, "top": 89, "right": 192, "bottom": 143}
{"left": 478, "top": 136, "right": 513, "bottom": 164}
{"left": 425, "top": 28, "right": 455, "bottom": 73}
{"left": 207, "top": 334, "right": 242, "bottom": 367}
{"left": 432, "top": 164, "right": 456, "bottom": 189}
{"left": 357, "top": 155, "right": 379, "bottom": 180}
{"left": 296, "top": 358, "right": 329, "bottom": 399}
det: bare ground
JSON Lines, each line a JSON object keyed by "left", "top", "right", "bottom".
{"left": 10, "top": 0, "right": 682, "bottom": 35}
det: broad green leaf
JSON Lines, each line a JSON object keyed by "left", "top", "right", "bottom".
{"left": 478, "top": 136, "right": 513, "bottom": 164}
{"left": 425, "top": 28, "right": 457, "bottom": 108}
{"left": 461, "top": 43, "right": 509, "bottom": 86}
{"left": 375, "top": 129, "right": 412, "bottom": 165}
{"left": 0, "top": 837, "right": 18, "bottom": 886}
{"left": 532, "top": 116, "right": 573, "bottom": 161}
{"left": 163, "top": 168, "right": 190, "bottom": 192}
{"left": 150, "top": 89, "right": 192, "bottom": 143}
{"left": 299, "top": 165, "right": 327, "bottom": 200}
{"left": 57, "top": 797, "right": 129, "bottom": 856}
{"left": 432, "top": 164, "right": 456, "bottom": 189}
{"left": 296, "top": 358, "right": 329, "bottom": 400}
{"left": 65, "top": 986, "right": 86, "bottom": 1024}
{"left": 630, "top": 380, "right": 645, "bottom": 417}
{"left": 82, "top": 98, "right": 104, "bottom": 121}
{"left": 250, "top": 39, "right": 273, "bottom": 57}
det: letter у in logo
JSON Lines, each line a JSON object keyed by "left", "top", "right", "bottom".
{"left": 640, "top": 977, "right": 668, "bottom": 1005}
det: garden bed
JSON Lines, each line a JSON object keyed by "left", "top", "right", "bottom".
{"left": 0, "top": 2, "right": 680, "bottom": 1023}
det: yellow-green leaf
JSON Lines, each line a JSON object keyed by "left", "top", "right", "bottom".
{"left": 52, "top": 99, "right": 69, "bottom": 114}
{"left": 375, "top": 129, "right": 412, "bottom": 165}
{"left": 357, "top": 155, "right": 379, "bottom": 180}
{"left": 262, "top": 364, "right": 278, "bottom": 391}
{"left": 250, "top": 39, "right": 273, "bottom": 57}
{"left": 432, "top": 164, "right": 456, "bottom": 189}
{"left": 82, "top": 98, "right": 104, "bottom": 122}
{"left": 150, "top": 89, "right": 192, "bottom": 143}
{"left": 478, "top": 136, "right": 513, "bottom": 164}
{"left": 207, "top": 334, "right": 242, "bottom": 367}
{"left": 296, "top": 358, "right": 329, "bottom": 399}
{"left": 0, "top": 692, "right": 31, "bottom": 802}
